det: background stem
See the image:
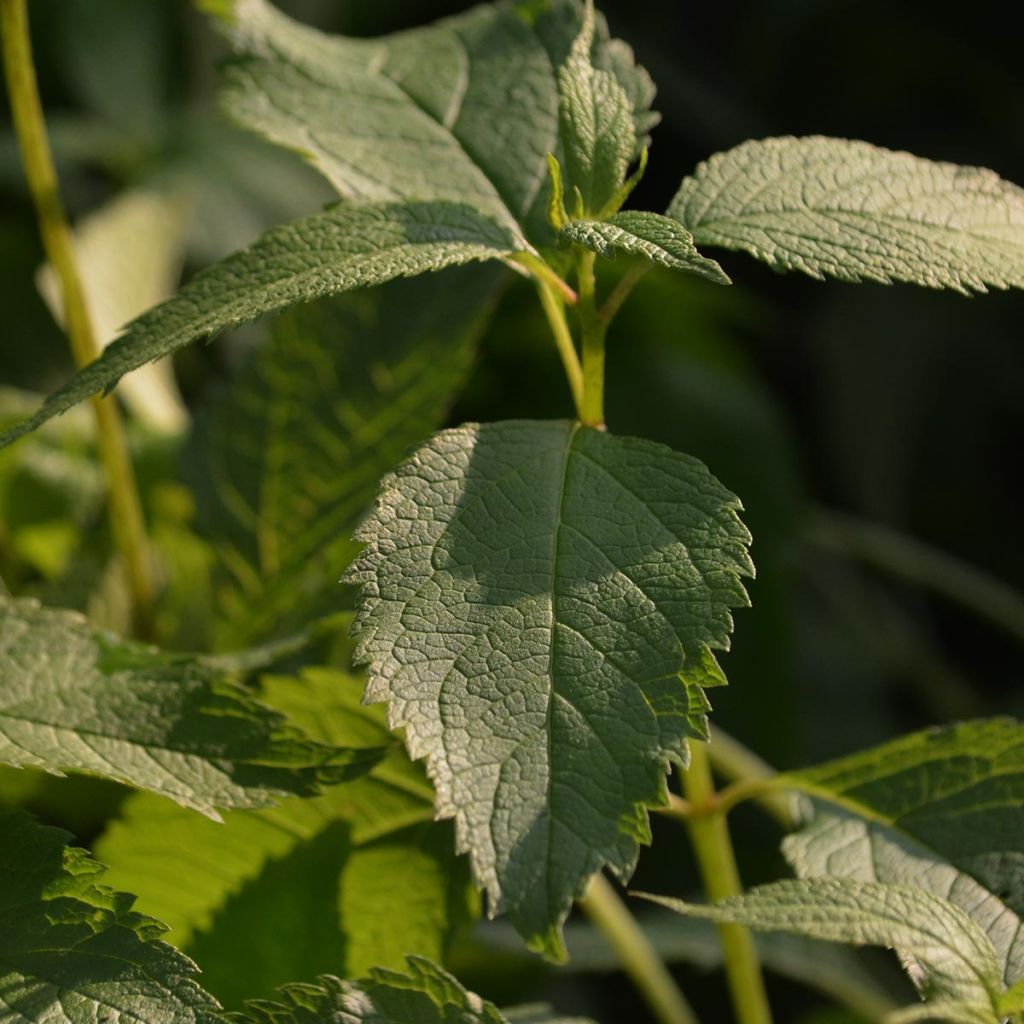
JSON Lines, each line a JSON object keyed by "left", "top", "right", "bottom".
{"left": 579, "top": 874, "right": 701, "bottom": 1024}
{"left": 1, "top": 0, "right": 155, "bottom": 636}
{"left": 682, "top": 742, "right": 774, "bottom": 1024}
{"left": 706, "top": 726, "right": 794, "bottom": 828}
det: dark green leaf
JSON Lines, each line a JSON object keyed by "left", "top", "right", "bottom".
{"left": 186, "top": 266, "right": 504, "bottom": 647}
{"left": 96, "top": 669, "right": 469, "bottom": 1006}
{"left": 0, "top": 811, "right": 221, "bottom": 1024}
{"left": 347, "top": 420, "right": 752, "bottom": 958}
{"left": 225, "top": 957, "right": 505, "bottom": 1024}
{"left": 0, "top": 596, "right": 379, "bottom": 815}
{"left": 782, "top": 719, "right": 1024, "bottom": 987}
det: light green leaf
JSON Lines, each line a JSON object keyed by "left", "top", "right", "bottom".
{"left": 0, "top": 200, "right": 516, "bottom": 450}
{"left": 781, "top": 719, "right": 1024, "bottom": 987}
{"left": 556, "top": 2, "right": 636, "bottom": 216}
{"left": 998, "top": 977, "right": 1024, "bottom": 1014}
{"left": 0, "top": 596, "right": 379, "bottom": 816}
{"left": 346, "top": 420, "right": 752, "bottom": 958}
{"left": 186, "top": 266, "right": 503, "bottom": 648}
{"left": 645, "top": 879, "right": 1003, "bottom": 1020}
{"left": 96, "top": 668, "right": 469, "bottom": 1007}
{"left": 669, "top": 136, "right": 1024, "bottom": 293}
{"left": 225, "top": 957, "right": 504, "bottom": 1024}
{"left": 0, "top": 810, "right": 221, "bottom": 1024}
{"left": 560, "top": 211, "right": 731, "bottom": 283}
{"left": 477, "top": 910, "right": 902, "bottom": 1020}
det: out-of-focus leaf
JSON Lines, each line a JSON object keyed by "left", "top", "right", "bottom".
{"left": 96, "top": 669, "right": 470, "bottom": 1008}
{"left": 186, "top": 265, "right": 504, "bottom": 648}
{"left": 37, "top": 188, "right": 189, "bottom": 433}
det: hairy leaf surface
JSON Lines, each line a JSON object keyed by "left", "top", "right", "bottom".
{"left": 187, "top": 266, "right": 503, "bottom": 648}
{"left": 560, "top": 212, "right": 730, "bottom": 282}
{"left": 0, "top": 811, "right": 220, "bottom": 1024}
{"left": 782, "top": 719, "right": 1024, "bottom": 986}
{"left": 556, "top": 3, "right": 635, "bottom": 215}
{"left": 0, "top": 201, "right": 515, "bottom": 449}
{"left": 669, "top": 136, "right": 1024, "bottom": 293}
{"left": 0, "top": 597, "right": 377, "bottom": 815}
{"left": 97, "top": 669, "right": 468, "bottom": 1006}
{"left": 207, "top": 0, "right": 654, "bottom": 244}
{"left": 347, "top": 420, "right": 752, "bottom": 957}
{"left": 647, "top": 879, "right": 1003, "bottom": 1021}
{"left": 225, "top": 957, "right": 508, "bottom": 1024}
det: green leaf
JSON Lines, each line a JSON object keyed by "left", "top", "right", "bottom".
{"left": 37, "top": 187, "right": 190, "bottom": 433}
{"left": 0, "top": 810, "right": 221, "bottom": 1024}
{"left": 781, "top": 719, "right": 1024, "bottom": 987}
{"left": 476, "top": 910, "right": 902, "bottom": 1020}
{"left": 225, "top": 957, "right": 505, "bottom": 1024}
{"left": 346, "top": 420, "right": 752, "bottom": 958}
{"left": 208, "top": 0, "right": 655, "bottom": 242}
{"left": 0, "top": 596, "right": 379, "bottom": 816}
{"left": 644, "top": 879, "right": 1003, "bottom": 1020}
{"left": 0, "top": 200, "right": 516, "bottom": 450}
{"left": 556, "top": 2, "right": 636, "bottom": 216}
{"left": 560, "top": 211, "right": 731, "bottom": 283}
{"left": 998, "top": 977, "right": 1024, "bottom": 1014}
{"left": 669, "top": 136, "right": 1024, "bottom": 293}
{"left": 211, "top": 0, "right": 550, "bottom": 239}
{"left": 96, "top": 668, "right": 470, "bottom": 1008}
{"left": 503, "top": 1008, "right": 595, "bottom": 1024}
{"left": 186, "top": 266, "right": 503, "bottom": 648}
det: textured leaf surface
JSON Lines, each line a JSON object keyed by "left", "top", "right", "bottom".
{"left": 0, "top": 811, "right": 220, "bottom": 1024}
{"left": 186, "top": 266, "right": 503, "bottom": 648}
{"left": 212, "top": 0, "right": 549, "bottom": 238}
{"left": 0, "top": 597, "right": 377, "bottom": 815}
{"left": 347, "top": 420, "right": 752, "bottom": 957}
{"left": 647, "top": 880, "right": 1003, "bottom": 1020}
{"left": 209, "top": 0, "right": 654, "bottom": 244}
{"left": 782, "top": 719, "right": 1024, "bottom": 987}
{"left": 0, "top": 201, "right": 515, "bottom": 449}
{"left": 37, "top": 188, "right": 189, "bottom": 433}
{"left": 669, "top": 136, "right": 1024, "bottom": 293}
{"left": 560, "top": 212, "right": 730, "bottom": 283}
{"left": 479, "top": 911, "right": 902, "bottom": 1019}
{"left": 556, "top": 3, "right": 635, "bottom": 215}
{"left": 226, "top": 957, "right": 503, "bottom": 1024}
{"left": 97, "top": 669, "right": 469, "bottom": 1007}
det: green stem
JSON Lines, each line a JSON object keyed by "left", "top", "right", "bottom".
{"left": 705, "top": 726, "right": 794, "bottom": 828}
{"left": 576, "top": 249, "right": 606, "bottom": 427}
{"left": 535, "top": 277, "right": 584, "bottom": 417}
{"left": 681, "top": 742, "right": 773, "bottom": 1024}
{"left": 579, "top": 874, "right": 701, "bottom": 1024}
{"left": 1, "top": 0, "right": 156, "bottom": 637}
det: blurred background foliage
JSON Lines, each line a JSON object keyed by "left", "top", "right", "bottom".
{"left": 0, "top": 1, "right": 1021, "bottom": 1022}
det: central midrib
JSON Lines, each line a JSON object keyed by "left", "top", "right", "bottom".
{"left": 541, "top": 422, "right": 581, "bottom": 913}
